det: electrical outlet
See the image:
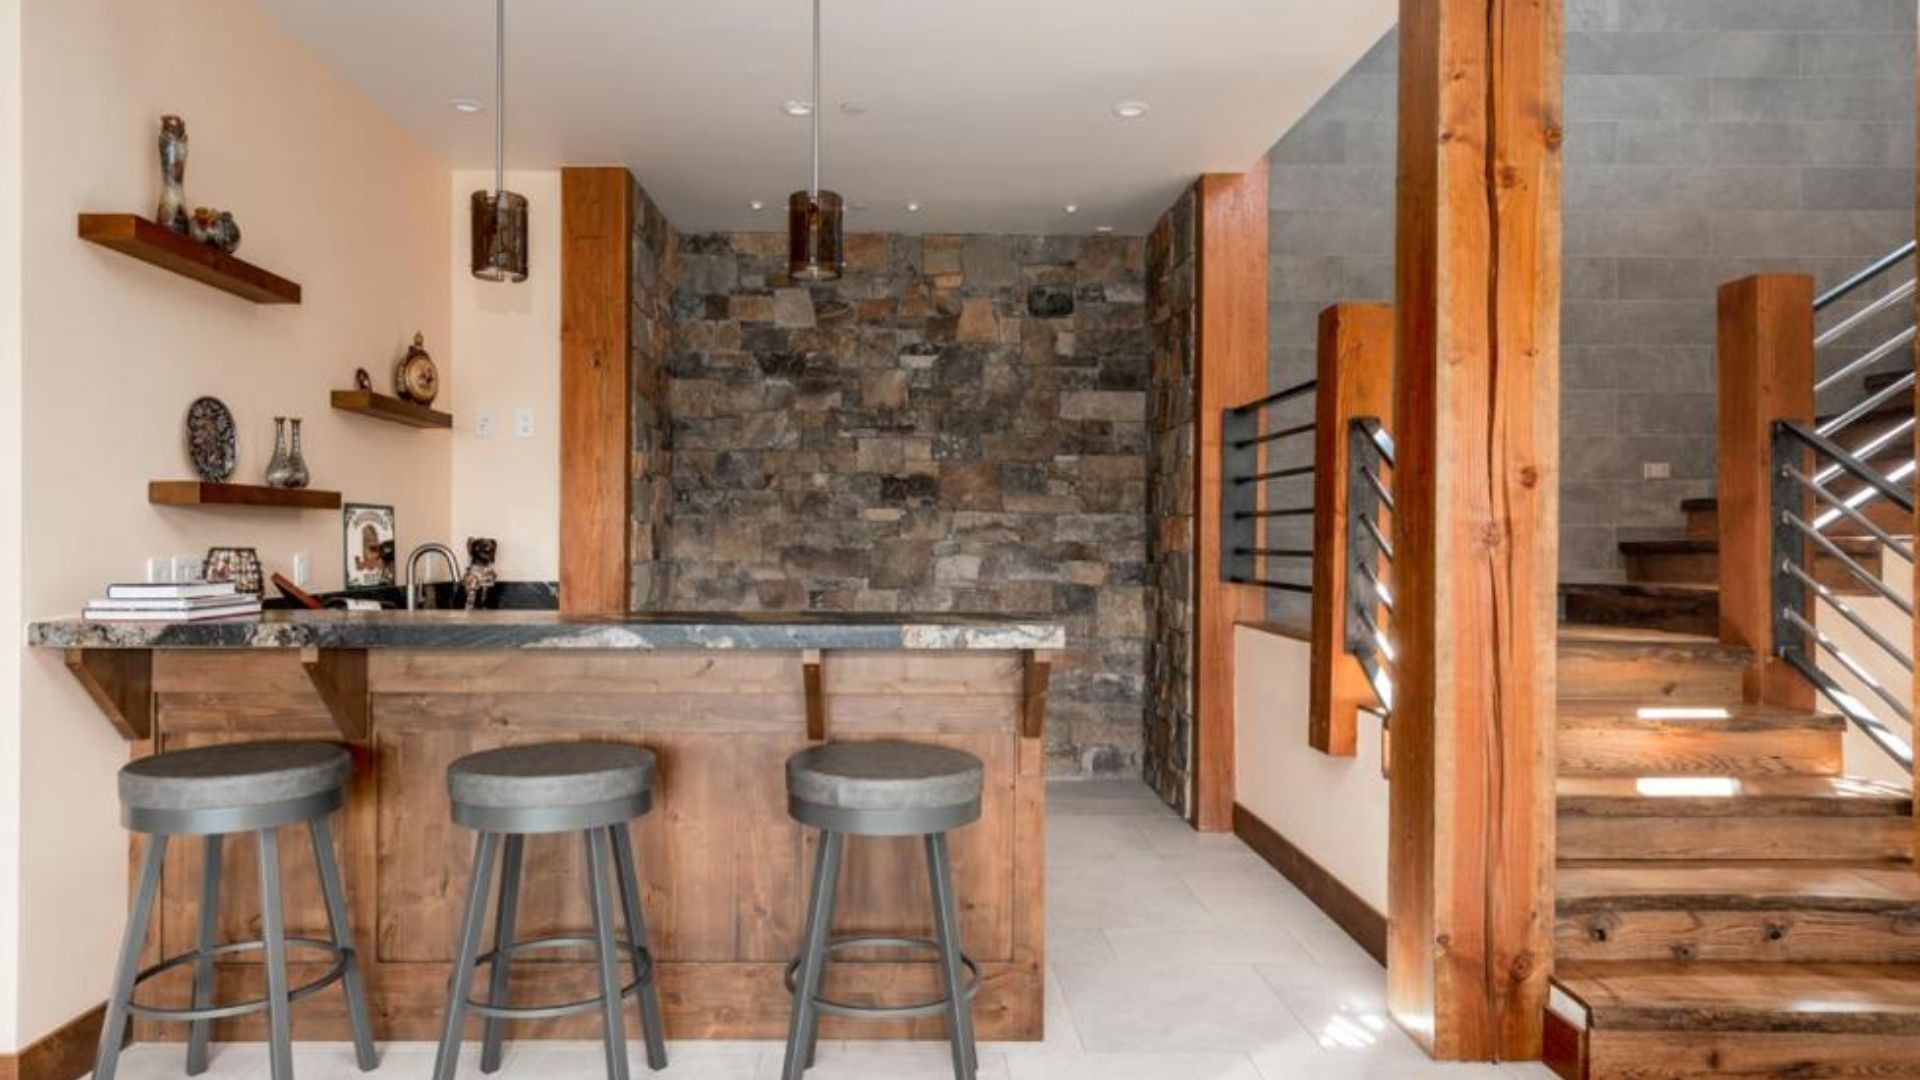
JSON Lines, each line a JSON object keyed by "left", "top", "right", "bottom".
{"left": 292, "top": 552, "right": 312, "bottom": 588}
{"left": 1642, "top": 461, "right": 1672, "bottom": 480}
{"left": 172, "top": 555, "right": 204, "bottom": 582}
{"left": 477, "top": 411, "right": 497, "bottom": 439}
{"left": 515, "top": 408, "right": 535, "bottom": 439}
{"left": 146, "top": 556, "right": 170, "bottom": 584}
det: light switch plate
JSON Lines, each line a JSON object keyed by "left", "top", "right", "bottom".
{"left": 292, "top": 552, "right": 312, "bottom": 588}
{"left": 146, "top": 556, "right": 170, "bottom": 584}
{"left": 515, "top": 408, "right": 535, "bottom": 439}
{"left": 1642, "top": 461, "right": 1671, "bottom": 480}
{"left": 172, "top": 555, "right": 204, "bottom": 583}
{"left": 477, "top": 411, "right": 497, "bottom": 439}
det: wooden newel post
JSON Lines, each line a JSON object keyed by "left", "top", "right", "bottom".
{"left": 1714, "top": 274, "right": 1815, "bottom": 709}
{"left": 1389, "top": 0, "right": 1559, "bottom": 1061}
{"left": 1308, "top": 304, "right": 1394, "bottom": 757}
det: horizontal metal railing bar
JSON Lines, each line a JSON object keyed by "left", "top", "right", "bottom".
{"left": 1236, "top": 547, "right": 1313, "bottom": 558}
{"left": 1781, "top": 650, "right": 1915, "bottom": 769}
{"left": 1228, "top": 380, "right": 1318, "bottom": 416}
{"left": 1813, "top": 324, "right": 1916, "bottom": 394}
{"left": 1781, "top": 511, "right": 1915, "bottom": 616}
{"left": 1236, "top": 507, "right": 1314, "bottom": 520}
{"left": 1779, "top": 422, "right": 1917, "bottom": 512}
{"left": 1814, "top": 371, "right": 1915, "bottom": 439}
{"left": 1812, "top": 414, "right": 1914, "bottom": 488}
{"left": 1815, "top": 241, "right": 1917, "bottom": 312}
{"left": 1356, "top": 651, "right": 1394, "bottom": 716}
{"left": 1354, "top": 607, "right": 1394, "bottom": 661}
{"left": 1784, "top": 561, "right": 1914, "bottom": 673}
{"left": 1227, "top": 577, "right": 1313, "bottom": 594}
{"left": 1361, "top": 513, "right": 1394, "bottom": 561}
{"left": 1361, "top": 467, "right": 1395, "bottom": 511}
{"left": 1356, "top": 418, "right": 1396, "bottom": 466}
{"left": 1784, "top": 465, "right": 1915, "bottom": 562}
{"left": 1782, "top": 607, "right": 1913, "bottom": 722}
{"left": 1357, "top": 561, "right": 1394, "bottom": 612}
{"left": 1816, "top": 278, "right": 1916, "bottom": 350}
{"left": 1235, "top": 421, "right": 1315, "bottom": 449}
{"left": 1236, "top": 465, "right": 1316, "bottom": 484}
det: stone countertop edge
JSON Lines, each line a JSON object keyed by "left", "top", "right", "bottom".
{"left": 28, "top": 611, "right": 1068, "bottom": 652}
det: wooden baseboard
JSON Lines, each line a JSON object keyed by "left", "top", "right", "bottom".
{"left": 0, "top": 1003, "right": 106, "bottom": 1080}
{"left": 1231, "top": 802, "right": 1387, "bottom": 965}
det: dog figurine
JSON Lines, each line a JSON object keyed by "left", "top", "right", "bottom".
{"left": 460, "top": 537, "right": 499, "bottom": 610}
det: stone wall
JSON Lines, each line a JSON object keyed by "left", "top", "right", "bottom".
{"left": 629, "top": 177, "right": 678, "bottom": 610}
{"left": 1144, "top": 188, "right": 1198, "bottom": 813}
{"left": 653, "top": 231, "right": 1152, "bottom": 776}
{"left": 1267, "top": 3, "right": 1916, "bottom": 586}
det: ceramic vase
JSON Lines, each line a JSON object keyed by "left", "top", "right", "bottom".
{"left": 264, "top": 417, "right": 292, "bottom": 488}
{"left": 284, "top": 418, "right": 310, "bottom": 489}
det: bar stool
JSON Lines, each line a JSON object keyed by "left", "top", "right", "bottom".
{"left": 432, "top": 742, "right": 668, "bottom": 1080}
{"left": 95, "top": 741, "right": 377, "bottom": 1080}
{"left": 781, "top": 740, "right": 985, "bottom": 1080}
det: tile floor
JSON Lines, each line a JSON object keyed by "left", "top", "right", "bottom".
{"left": 97, "top": 779, "right": 1556, "bottom": 1079}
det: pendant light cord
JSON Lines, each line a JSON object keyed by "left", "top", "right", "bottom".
{"left": 494, "top": 0, "right": 506, "bottom": 197}
{"left": 810, "top": 0, "right": 821, "bottom": 197}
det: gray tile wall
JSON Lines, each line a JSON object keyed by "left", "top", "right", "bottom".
{"left": 1266, "top": 0, "right": 1915, "bottom": 591}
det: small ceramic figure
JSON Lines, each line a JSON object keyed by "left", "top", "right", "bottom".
{"left": 460, "top": 537, "right": 499, "bottom": 610}
{"left": 354, "top": 367, "right": 374, "bottom": 392}
{"left": 157, "top": 116, "right": 188, "bottom": 233}
{"left": 189, "top": 207, "right": 241, "bottom": 253}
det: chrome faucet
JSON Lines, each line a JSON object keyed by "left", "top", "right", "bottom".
{"left": 404, "top": 543, "right": 461, "bottom": 611}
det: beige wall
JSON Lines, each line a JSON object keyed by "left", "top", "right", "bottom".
{"left": 448, "top": 169, "right": 561, "bottom": 582}
{"left": 1233, "top": 624, "right": 1389, "bottom": 912}
{"left": 9, "top": 0, "right": 451, "bottom": 1045}
{"left": 0, "top": 0, "right": 23, "bottom": 1053}
{"left": 1820, "top": 552, "right": 1915, "bottom": 788}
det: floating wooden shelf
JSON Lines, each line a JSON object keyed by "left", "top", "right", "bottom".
{"left": 148, "top": 481, "right": 341, "bottom": 510}
{"left": 330, "top": 390, "right": 452, "bottom": 429}
{"left": 78, "top": 213, "right": 302, "bottom": 304}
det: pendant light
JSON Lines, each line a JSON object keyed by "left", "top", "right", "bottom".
{"left": 788, "top": 0, "right": 843, "bottom": 281}
{"left": 470, "top": 0, "right": 528, "bottom": 282}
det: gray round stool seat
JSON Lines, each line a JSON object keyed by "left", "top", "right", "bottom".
{"left": 446, "top": 742, "right": 655, "bottom": 833}
{"left": 118, "top": 741, "right": 352, "bottom": 834}
{"left": 786, "top": 740, "right": 984, "bottom": 836}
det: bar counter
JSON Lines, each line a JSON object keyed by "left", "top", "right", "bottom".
{"left": 33, "top": 611, "right": 1063, "bottom": 1044}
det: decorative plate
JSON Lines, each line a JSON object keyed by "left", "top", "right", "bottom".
{"left": 185, "top": 396, "right": 237, "bottom": 483}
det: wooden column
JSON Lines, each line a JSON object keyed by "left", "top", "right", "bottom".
{"left": 1388, "top": 0, "right": 1559, "bottom": 1061}
{"left": 1192, "top": 166, "right": 1271, "bottom": 832}
{"left": 1308, "top": 304, "right": 1394, "bottom": 757}
{"left": 560, "top": 167, "right": 635, "bottom": 615}
{"left": 1715, "top": 275, "right": 1815, "bottom": 709}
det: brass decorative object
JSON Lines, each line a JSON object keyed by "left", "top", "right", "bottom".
{"left": 394, "top": 333, "right": 440, "bottom": 405}
{"left": 787, "top": 0, "right": 843, "bottom": 282}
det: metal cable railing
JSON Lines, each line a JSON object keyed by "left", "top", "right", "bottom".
{"left": 1346, "top": 418, "right": 1396, "bottom": 740}
{"left": 1222, "top": 378, "right": 1318, "bottom": 592}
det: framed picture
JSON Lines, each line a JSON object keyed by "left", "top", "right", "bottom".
{"left": 343, "top": 502, "right": 397, "bottom": 590}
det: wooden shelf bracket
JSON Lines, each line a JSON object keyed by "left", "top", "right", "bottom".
{"left": 802, "top": 649, "right": 827, "bottom": 741}
{"left": 301, "top": 647, "right": 371, "bottom": 740}
{"left": 1021, "top": 650, "right": 1056, "bottom": 740}
{"left": 64, "top": 648, "right": 154, "bottom": 740}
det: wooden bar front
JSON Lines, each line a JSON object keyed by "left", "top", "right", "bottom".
{"left": 123, "top": 647, "right": 1046, "bottom": 1044}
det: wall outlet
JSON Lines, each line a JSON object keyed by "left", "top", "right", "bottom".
{"left": 477, "top": 410, "right": 497, "bottom": 439}
{"left": 292, "top": 552, "right": 312, "bottom": 588}
{"left": 171, "top": 554, "right": 204, "bottom": 582}
{"left": 146, "top": 556, "right": 170, "bottom": 584}
{"left": 1642, "top": 461, "right": 1672, "bottom": 480}
{"left": 514, "top": 408, "right": 535, "bottom": 439}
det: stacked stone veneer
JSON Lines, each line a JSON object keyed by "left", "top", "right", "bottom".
{"left": 1144, "top": 188, "right": 1199, "bottom": 813}
{"left": 651, "top": 231, "right": 1152, "bottom": 776}
{"left": 629, "top": 178, "right": 678, "bottom": 610}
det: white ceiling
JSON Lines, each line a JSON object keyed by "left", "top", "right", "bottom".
{"left": 254, "top": 0, "right": 1396, "bottom": 236}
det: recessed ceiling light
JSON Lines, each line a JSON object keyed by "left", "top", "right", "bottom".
{"left": 1095, "top": 225, "right": 1115, "bottom": 234}
{"left": 849, "top": 200, "right": 869, "bottom": 211}
{"left": 749, "top": 200, "right": 767, "bottom": 212}
{"left": 1064, "top": 204, "right": 1080, "bottom": 215}
{"left": 1112, "top": 101, "right": 1150, "bottom": 119}
{"left": 449, "top": 98, "right": 485, "bottom": 114}
{"left": 782, "top": 99, "right": 814, "bottom": 117}
{"left": 905, "top": 202, "right": 922, "bottom": 213}
{"left": 839, "top": 101, "right": 868, "bottom": 116}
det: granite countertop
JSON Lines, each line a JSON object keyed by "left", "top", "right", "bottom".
{"left": 30, "top": 610, "right": 1066, "bottom": 652}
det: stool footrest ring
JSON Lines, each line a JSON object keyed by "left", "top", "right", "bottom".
{"left": 461, "top": 932, "right": 657, "bottom": 1022}
{"left": 124, "top": 937, "right": 351, "bottom": 1022}
{"left": 783, "top": 933, "right": 981, "bottom": 1020}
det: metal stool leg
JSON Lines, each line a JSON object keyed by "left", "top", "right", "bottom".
{"left": 257, "top": 829, "right": 295, "bottom": 1080}
{"left": 610, "top": 824, "right": 668, "bottom": 1070}
{"left": 433, "top": 832, "right": 500, "bottom": 1080}
{"left": 782, "top": 830, "right": 844, "bottom": 1080}
{"left": 311, "top": 815, "right": 379, "bottom": 1071}
{"left": 186, "top": 834, "right": 222, "bottom": 1076}
{"left": 585, "top": 828, "right": 633, "bottom": 1080}
{"left": 94, "top": 836, "right": 167, "bottom": 1080}
{"left": 926, "top": 833, "right": 977, "bottom": 1080}
{"left": 479, "top": 833, "right": 525, "bottom": 1074}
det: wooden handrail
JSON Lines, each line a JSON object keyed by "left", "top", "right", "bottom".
{"left": 1308, "top": 304, "right": 1395, "bottom": 756}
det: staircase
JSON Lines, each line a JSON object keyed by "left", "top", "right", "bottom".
{"left": 1547, "top": 247, "right": 1920, "bottom": 1079}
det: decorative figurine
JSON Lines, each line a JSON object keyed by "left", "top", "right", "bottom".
{"left": 189, "top": 207, "right": 241, "bottom": 254}
{"left": 460, "top": 537, "right": 499, "bottom": 610}
{"left": 264, "top": 417, "right": 310, "bottom": 489}
{"left": 184, "top": 396, "right": 237, "bottom": 483}
{"left": 394, "top": 332, "right": 440, "bottom": 405}
{"left": 354, "top": 367, "right": 374, "bottom": 392}
{"left": 204, "top": 547, "right": 264, "bottom": 597}
{"left": 157, "top": 115, "right": 189, "bottom": 233}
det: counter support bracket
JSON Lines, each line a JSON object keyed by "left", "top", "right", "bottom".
{"left": 803, "top": 649, "right": 827, "bottom": 741}
{"left": 301, "top": 647, "right": 371, "bottom": 741}
{"left": 1021, "top": 650, "right": 1056, "bottom": 740}
{"left": 64, "top": 648, "right": 153, "bottom": 741}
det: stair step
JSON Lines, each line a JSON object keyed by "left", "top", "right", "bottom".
{"left": 1557, "top": 625, "right": 1748, "bottom": 703}
{"left": 1555, "top": 961, "right": 1920, "bottom": 1079}
{"left": 1682, "top": 494, "right": 1914, "bottom": 542}
{"left": 1558, "top": 702, "right": 1843, "bottom": 778}
{"left": 1561, "top": 583, "right": 1719, "bottom": 637}
{"left": 1622, "top": 535, "right": 1884, "bottom": 595}
{"left": 1558, "top": 775, "right": 1913, "bottom": 863}
{"left": 1557, "top": 862, "right": 1920, "bottom": 963}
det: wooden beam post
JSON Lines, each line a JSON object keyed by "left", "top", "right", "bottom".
{"left": 1389, "top": 0, "right": 1560, "bottom": 1061}
{"left": 1715, "top": 274, "right": 1816, "bottom": 709}
{"left": 1308, "top": 304, "right": 1395, "bottom": 757}
{"left": 62, "top": 648, "right": 152, "bottom": 741}
{"left": 1192, "top": 165, "right": 1271, "bottom": 832}
{"left": 560, "top": 167, "right": 635, "bottom": 615}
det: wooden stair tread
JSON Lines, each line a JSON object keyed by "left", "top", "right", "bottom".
{"left": 1558, "top": 775, "right": 1912, "bottom": 817}
{"left": 1558, "top": 623, "right": 1721, "bottom": 646}
{"left": 1555, "top": 960, "right": 1920, "bottom": 1034}
{"left": 1621, "top": 535, "right": 1880, "bottom": 557}
{"left": 1558, "top": 863, "right": 1920, "bottom": 913}
{"left": 1557, "top": 702, "right": 1843, "bottom": 733}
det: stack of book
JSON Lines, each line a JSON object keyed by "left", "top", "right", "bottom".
{"left": 84, "top": 581, "right": 263, "bottom": 622}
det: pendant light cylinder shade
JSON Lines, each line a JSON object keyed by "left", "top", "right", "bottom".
{"left": 471, "top": 189, "right": 529, "bottom": 283}
{"left": 788, "top": 189, "right": 844, "bottom": 282}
